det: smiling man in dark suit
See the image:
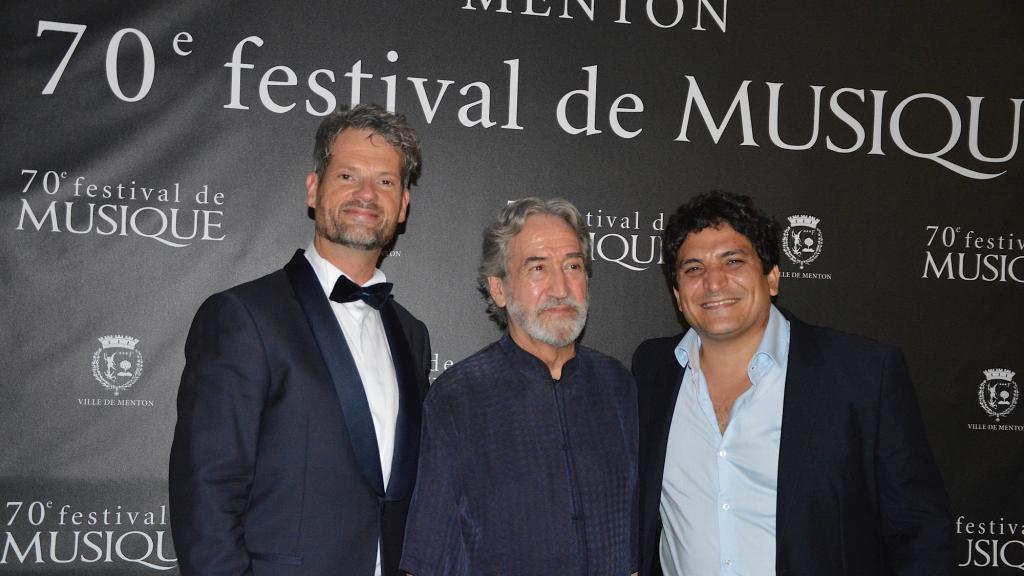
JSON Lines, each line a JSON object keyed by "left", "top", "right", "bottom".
{"left": 169, "top": 104, "right": 431, "bottom": 576}
{"left": 634, "top": 190, "right": 953, "bottom": 576}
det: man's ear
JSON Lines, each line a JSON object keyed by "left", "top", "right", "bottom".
{"left": 305, "top": 172, "right": 319, "bottom": 209}
{"left": 487, "top": 276, "right": 507, "bottom": 308}
{"left": 398, "top": 187, "right": 410, "bottom": 223}
{"left": 767, "top": 264, "right": 780, "bottom": 297}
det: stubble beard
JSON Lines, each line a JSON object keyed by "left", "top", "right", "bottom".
{"left": 315, "top": 200, "right": 395, "bottom": 251}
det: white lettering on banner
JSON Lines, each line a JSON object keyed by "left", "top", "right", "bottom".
{"left": 225, "top": 41, "right": 524, "bottom": 129}
{"left": 430, "top": 352, "right": 455, "bottom": 382}
{"left": 14, "top": 170, "right": 227, "bottom": 248}
{"left": 922, "top": 225, "right": 1024, "bottom": 283}
{"left": 676, "top": 76, "right": 1023, "bottom": 180}
{"left": 30, "top": 22, "right": 1022, "bottom": 179}
{"left": 556, "top": 66, "right": 644, "bottom": 138}
{"left": 956, "top": 516, "right": 1024, "bottom": 570}
{"left": 778, "top": 271, "right": 833, "bottom": 280}
{"left": 459, "top": 0, "right": 728, "bottom": 32}
{"left": 584, "top": 208, "right": 664, "bottom": 271}
{"left": 1, "top": 502, "right": 175, "bottom": 571}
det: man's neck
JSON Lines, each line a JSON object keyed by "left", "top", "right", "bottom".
{"left": 313, "top": 236, "right": 381, "bottom": 285}
{"left": 698, "top": 326, "right": 767, "bottom": 434}
{"left": 508, "top": 326, "right": 576, "bottom": 380}
{"left": 697, "top": 324, "right": 767, "bottom": 376}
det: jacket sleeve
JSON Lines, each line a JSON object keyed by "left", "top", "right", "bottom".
{"left": 399, "top": 385, "right": 464, "bottom": 576}
{"left": 169, "top": 292, "right": 269, "bottom": 576}
{"left": 875, "top": 347, "right": 955, "bottom": 576}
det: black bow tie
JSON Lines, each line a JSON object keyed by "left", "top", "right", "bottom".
{"left": 329, "top": 275, "right": 393, "bottom": 310}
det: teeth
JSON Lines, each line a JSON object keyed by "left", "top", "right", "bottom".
{"left": 702, "top": 299, "right": 737, "bottom": 309}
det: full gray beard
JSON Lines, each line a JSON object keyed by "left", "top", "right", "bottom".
{"left": 507, "top": 295, "right": 588, "bottom": 348}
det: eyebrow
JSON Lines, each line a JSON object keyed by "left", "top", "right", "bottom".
{"left": 720, "top": 249, "right": 750, "bottom": 258}
{"left": 522, "top": 252, "right": 585, "bottom": 265}
{"left": 678, "top": 248, "right": 751, "bottom": 266}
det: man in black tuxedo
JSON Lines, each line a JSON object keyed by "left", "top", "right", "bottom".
{"left": 634, "top": 191, "right": 953, "bottom": 576}
{"left": 169, "top": 104, "right": 431, "bottom": 576}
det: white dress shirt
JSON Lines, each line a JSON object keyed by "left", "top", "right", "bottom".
{"left": 305, "top": 243, "right": 399, "bottom": 576}
{"left": 660, "top": 305, "right": 791, "bottom": 576}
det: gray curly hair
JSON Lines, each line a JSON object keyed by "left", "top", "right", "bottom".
{"left": 478, "top": 197, "right": 592, "bottom": 328}
{"left": 312, "top": 103, "right": 422, "bottom": 188}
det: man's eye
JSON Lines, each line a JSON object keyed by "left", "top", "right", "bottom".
{"left": 683, "top": 265, "right": 702, "bottom": 274}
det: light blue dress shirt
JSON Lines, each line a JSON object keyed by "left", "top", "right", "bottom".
{"left": 659, "top": 305, "right": 791, "bottom": 576}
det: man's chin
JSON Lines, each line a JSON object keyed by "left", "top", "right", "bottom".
{"left": 318, "top": 227, "right": 390, "bottom": 251}
{"left": 335, "top": 237, "right": 384, "bottom": 251}
{"left": 536, "top": 320, "right": 585, "bottom": 347}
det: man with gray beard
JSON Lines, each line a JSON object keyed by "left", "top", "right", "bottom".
{"left": 400, "top": 198, "right": 638, "bottom": 576}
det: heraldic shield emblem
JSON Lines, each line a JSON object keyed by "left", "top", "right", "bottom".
{"left": 782, "top": 214, "right": 823, "bottom": 270}
{"left": 91, "top": 335, "right": 144, "bottom": 396}
{"left": 978, "top": 368, "right": 1018, "bottom": 422}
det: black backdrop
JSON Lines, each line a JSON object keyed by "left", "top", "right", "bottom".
{"left": 2, "top": 1, "right": 1022, "bottom": 573}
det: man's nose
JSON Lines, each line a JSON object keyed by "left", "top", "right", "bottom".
{"left": 548, "top": 267, "right": 569, "bottom": 298}
{"left": 703, "top": 265, "right": 727, "bottom": 291}
{"left": 353, "top": 178, "right": 376, "bottom": 201}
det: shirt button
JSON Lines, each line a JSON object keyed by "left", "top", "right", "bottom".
{"left": 724, "top": 559, "right": 733, "bottom": 567}
{"left": 722, "top": 502, "right": 731, "bottom": 511}
{"left": 718, "top": 449, "right": 727, "bottom": 458}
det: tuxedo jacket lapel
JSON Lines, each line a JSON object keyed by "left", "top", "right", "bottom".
{"left": 649, "top": 359, "right": 684, "bottom": 487}
{"left": 379, "top": 299, "right": 420, "bottom": 502}
{"left": 639, "top": 346, "right": 684, "bottom": 555}
{"left": 775, "top": 315, "right": 827, "bottom": 538}
{"left": 284, "top": 250, "right": 386, "bottom": 497}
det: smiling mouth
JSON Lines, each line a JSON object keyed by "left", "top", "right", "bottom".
{"left": 340, "top": 205, "right": 380, "bottom": 221}
{"left": 701, "top": 298, "right": 739, "bottom": 309}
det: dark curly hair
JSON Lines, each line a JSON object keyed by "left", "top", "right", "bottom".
{"left": 662, "top": 190, "right": 780, "bottom": 285}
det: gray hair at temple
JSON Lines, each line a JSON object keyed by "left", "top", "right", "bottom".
{"left": 478, "top": 197, "right": 592, "bottom": 328}
{"left": 312, "top": 103, "right": 422, "bottom": 188}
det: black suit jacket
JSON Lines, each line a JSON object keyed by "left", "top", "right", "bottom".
{"left": 169, "top": 250, "right": 431, "bottom": 576}
{"left": 634, "top": 311, "right": 953, "bottom": 576}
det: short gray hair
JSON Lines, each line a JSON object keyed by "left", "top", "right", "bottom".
{"left": 477, "top": 197, "right": 592, "bottom": 327}
{"left": 312, "top": 103, "right": 422, "bottom": 188}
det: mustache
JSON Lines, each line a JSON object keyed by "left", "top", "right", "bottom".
{"left": 337, "top": 200, "right": 381, "bottom": 215}
{"left": 537, "top": 296, "right": 586, "bottom": 314}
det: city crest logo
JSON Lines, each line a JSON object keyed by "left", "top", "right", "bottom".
{"left": 782, "top": 215, "right": 824, "bottom": 269}
{"left": 978, "top": 368, "right": 1018, "bottom": 422}
{"left": 91, "top": 335, "right": 144, "bottom": 396}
